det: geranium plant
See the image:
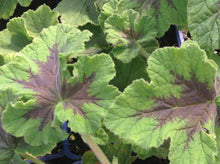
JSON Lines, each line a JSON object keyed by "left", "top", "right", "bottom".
{"left": 0, "top": 0, "right": 219, "bottom": 164}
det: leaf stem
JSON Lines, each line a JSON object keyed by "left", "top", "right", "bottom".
{"left": 20, "top": 152, "right": 45, "bottom": 164}
{"left": 81, "top": 134, "right": 111, "bottom": 164}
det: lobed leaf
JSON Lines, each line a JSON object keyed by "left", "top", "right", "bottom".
{"left": 104, "top": 9, "right": 158, "bottom": 63}
{"left": 0, "top": 24, "right": 91, "bottom": 146}
{"left": 0, "top": 24, "right": 119, "bottom": 146}
{"left": 55, "top": 0, "right": 99, "bottom": 27}
{"left": 0, "top": 5, "right": 59, "bottom": 58}
{"left": 188, "top": 0, "right": 220, "bottom": 53}
{"left": 110, "top": 56, "right": 149, "bottom": 92}
{"left": 0, "top": 0, "right": 33, "bottom": 19}
{"left": 105, "top": 41, "right": 218, "bottom": 164}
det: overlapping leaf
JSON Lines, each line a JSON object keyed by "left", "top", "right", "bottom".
{"left": 99, "top": 0, "right": 187, "bottom": 37}
{"left": 82, "top": 141, "right": 135, "bottom": 164}
{"left": 0, "top": 24, "right": 119, "bottom": 146}
{"left": 55, "top": 0, "right": 99, "bottom": 27}
{"left": 105, "top": 41, "right": 218, "bottom": 164}
{"left": 188, "top": 0, "right": 220, "bottom": 53}
{"left": 104, "top": 9, "right": 158, "bottom": 63}
{"left": 0, "top": 5, "right": 59, "bottom": 62}
{"left": 110, "top": 56, "right": 149, "bottom": 91}
{"left": 0, "top": 90, "right": 55, "bottom": 163}
{"left": 0, "top": 24, "right": 92, "bottom": 146}
{"left": 0, "top": 0, "right": 32, "bottom": 19}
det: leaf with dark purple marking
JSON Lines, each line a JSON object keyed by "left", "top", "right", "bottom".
{"left": 0, "top": 24, "right": 93, "bottom": 146}
{"left": 105, "top": 41, "right": 218, "bottom": 164}
{"left": 0, "top": 24, "right": 119, "bottom": 145}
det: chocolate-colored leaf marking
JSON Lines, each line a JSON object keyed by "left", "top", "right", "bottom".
{"left": 134, "top": 73, "right": 216, "bottom": 145}
{"left": 17, "top": 44, "right": 60, "bottom": 130}
{"left": 61, "top": 74, "right": 100, "bottom": 118}
{"left": 16, "top": 44, "right": 99, "bottom": 130}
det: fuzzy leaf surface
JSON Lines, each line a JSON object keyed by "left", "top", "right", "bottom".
{"left": 0, "top": 5, "right": 59, "bottom": 56}
{"left": 188, "top": 0, "right": 220, "bottom": 53}
{"left": 104, "top": 9, "right": 158, "bottom": 63}
{"left": 0, "top": 24, "right": 91, "bottom": 146}
{"left": 105, "top": 41, "right": 217, "bottom": 164}
{"left": 55, "top": 0, "right": 99, "bottom": 27}
{"left": 0, "top": 0, "right": 32, "bottom": 19}
{"left": 0, "top": 24, "right": 119, "bottom": 146}
{"left": 100, "top": 0, "right": 187, "bottom": 37}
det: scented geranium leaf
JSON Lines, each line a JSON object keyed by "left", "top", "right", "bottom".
{"left": 100, "top": 0, "right": 187, "bottom": 37}
{"left": 110, "top": 56, "right": 149, "bottom": 92}
{"left": 0, "top": 0, "right": 17, "bottom": 19}
{"left": 105, "top": 41, "right": 218, "bottom": 164}
{"left": 215, "top": 126, "right": 220, "bottom": 163}
{"left": 55, "top": 54, "right": 120, "bottom": 134}
{"left": 0, "top": 28, "right": 31, "bottom": 56}
{"left": 55, "top": 0, "right": 99, "bottom": 27}
{"left": 188, "top": 0, "right": 220, "bottom": 53}
{"left": 135, "top": 0, "right": 187, "bottom": 36}
{"left": 0, "top": 0, "right": 33, "bottom": 19}
{"left": 0, "top": 24, "right": 91, "bottom": 146}
{"left": 0, "top": 116, "right": 27, "bottom": 164}
{"left": 98, "top": 0, "right": 138, "bottom": 29}
{"left": 17, "top": 0, "right": 32, "bottom": 6}
{"left": 104, "top": 9, "right": 158, "bottom": 63}
{"left": 21, "top": 5, "right": 59, "bottom": 38}
{"left": 0, "top": 5, "right": 59, "bottom": 56}
{"left": 78, "top": 23, "right": 109, "bottom": 54}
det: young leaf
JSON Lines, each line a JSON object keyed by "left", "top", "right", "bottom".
{"left": 105, "top": 41, "right": 218, "bottom": 164}
{"left": 188, "top": 0, "right": 220, "bottom": 53}
{"left": 100, "top": 0, "right": 187, "bottom": 37}
{"left": 0, "top": 24, "right": 91, "bottom": 146}
{"left": 104, "top": 9, "right": 158, "bottom": 63}
{"left": 55, "top": 0, "right": 99, "bottom": 27}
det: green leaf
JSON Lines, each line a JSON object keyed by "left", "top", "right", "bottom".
{"left": 0, "top": 0, "right": 33, "bottom": 19}
{"left": 17, "top": 0, "right": 32, "bottom": 7}
{"left": 82, "top": 141, "right": 135, "bottom": 164}
{"left": 0, "top": 0, "right": 17, "bottom": 19}
{"left": 0, "top": 90, "right": 54, "bottom": 163}
{"left": 188, "top": 0, "right": 220, "bottom": 53}
{"left": 0, "top": 24, "right": 118, "bottom": 146}
{"left": 110, "top": 56, "right": 149, "bottom": 92}
{"left": 55, "top": 54, "right": 120, "bottom": 134}
{"left": 55, "top": 0, "right": 99, "bottom": 27}
{"left": 133, "top": 139, "right": 169, "bottom": 160}
{"left": 0, "top": 5, "right": 59, "bottom": 56}
{"left": 0, "top": 24, "right": 91, "bottom": 146}
{"left": 21, "top": 4, "right": 59, "bottom": 38}
{"left": 105, "top": 41, "right": 218, "bottom": 164}
{"left": 78, "top": 23, "right": 109, "bottom": 54}
{"left": 136, "top": 0, "right": 187, "bottom": 36}
{"left": 100, "top": 0, "right": 187, "bottom": 37}
{"left": 215, "top": 126, "right": 220, "bottom": 163}
{"left": 104, "top": 9, "right": 158, "bottom": 63}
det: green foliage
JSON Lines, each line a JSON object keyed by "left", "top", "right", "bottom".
{"left": 0, "top": 0, "right": 219, "bottom": 164}
{"left": 0, "top": 0, "right": 33, "bottom": 19}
